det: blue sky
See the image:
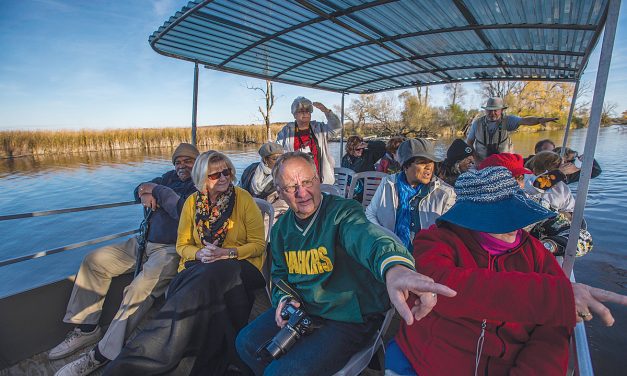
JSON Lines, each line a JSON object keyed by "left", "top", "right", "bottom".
{"left": 1, "top": 0, "right": 626, "bottom": 130}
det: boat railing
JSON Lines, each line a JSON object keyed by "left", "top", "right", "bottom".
{"left": 0, "top": 200, "right": 139, "bottom": 268}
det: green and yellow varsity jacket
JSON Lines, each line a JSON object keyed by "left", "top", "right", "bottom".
{"left": 270, "top": 194, "right": 415, "bottom": 323}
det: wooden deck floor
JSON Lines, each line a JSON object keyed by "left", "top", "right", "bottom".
{"left": 1, "top": 289, "right": 394, "bottom": 375}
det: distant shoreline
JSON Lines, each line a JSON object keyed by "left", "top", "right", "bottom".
{"left": 0, "top": 124, "right": 286, "bottom": 159}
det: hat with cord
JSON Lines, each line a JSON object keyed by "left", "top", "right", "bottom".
{"left": 478, "top": 153, "right": 532, "bottom": 177}
{"left": 437, "top": 166, "right": 555, "bottom": 233}
{"left": 482, "top": 97, "right": 508, "bottom": 110}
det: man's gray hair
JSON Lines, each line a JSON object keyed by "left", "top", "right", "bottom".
{"left": 271, "top": 151, "right": 318, "bottom": 186}
{"left": 291, "top": 96, "right": 314, "bottom": 115}
{"left": 192, "top": 150, "right": 237, "bottom": 193}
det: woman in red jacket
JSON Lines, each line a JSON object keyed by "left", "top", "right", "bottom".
{"left": 387, "top": 166, "right": 626, "bottom": 376}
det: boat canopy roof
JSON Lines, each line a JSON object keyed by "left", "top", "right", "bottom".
{"left": 150, "top": 0, "right": 610, "bottom": 94}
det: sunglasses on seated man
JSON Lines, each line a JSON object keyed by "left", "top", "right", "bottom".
{"left": 207, "top": 168, "right": 231, "bottom": 180}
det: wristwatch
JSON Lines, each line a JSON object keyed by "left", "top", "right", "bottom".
{"left": 228, "top": 249, "right": 237, "bottom": 259}
{"left": 543, "top": 239, "right": 557, "bottom": 254}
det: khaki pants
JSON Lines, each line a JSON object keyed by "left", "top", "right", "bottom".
{"left": 63, "top": 237, "right": 179, "bottom": 360}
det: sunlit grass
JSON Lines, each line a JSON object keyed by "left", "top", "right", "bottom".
{"left": 0, "top": 124, "right": 286, "bottom": 158}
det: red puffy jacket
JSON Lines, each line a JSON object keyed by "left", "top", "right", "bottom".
{"left": 396, "top": 224, "right": 576, "bottom": 375}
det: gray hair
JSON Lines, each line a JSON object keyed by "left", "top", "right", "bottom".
{"left": 290, "top": 96, "right": 313, "bottom": 115}
{"left": 191, "top": 150, "right": 237, "bottom": 193}
{"left": 271, "top": 151, "right": 317, "bottom": 186}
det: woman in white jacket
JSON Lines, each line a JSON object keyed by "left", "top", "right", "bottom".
{"left": 524, "top": 151, "right": 576, "bottom": 216}
{"left": 366, "top": 139, "right": 456, "bottom": 250}
{"left": 276, "top": 97, "right": 341, "bottom": 184}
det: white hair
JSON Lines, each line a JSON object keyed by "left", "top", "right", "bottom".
{"left": 290, "top": 96, "right": 313, "bottom": 115}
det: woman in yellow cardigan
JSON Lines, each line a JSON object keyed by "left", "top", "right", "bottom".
{"left": 106, "top": 151, "right": 266, "bottom": 375}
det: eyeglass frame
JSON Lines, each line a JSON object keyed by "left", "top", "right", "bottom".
{"left": 207, "top": 168, "right": 231, "bottom": 181}
{"left": 278, "top": 175, "right": 319, "bottom": 194}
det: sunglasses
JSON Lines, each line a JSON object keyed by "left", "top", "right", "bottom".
{"left": 207, "top": 168, "right": 231, "bottom": 181}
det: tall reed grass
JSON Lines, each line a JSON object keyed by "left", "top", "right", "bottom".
{"left": 1, "top": 124, "right": 286, "bottom": 158}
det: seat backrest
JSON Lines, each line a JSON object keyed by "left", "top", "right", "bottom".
{"left": 253, "top": 198, "right": 274, "bottom": 296}
{"left": 333, "top": 167, "right": 355, "bottom": 198}
{"left": 333, "top": 307, "right": 396, "bottom": 376}
{"left": 347, "top": 171, "right": 388, "bottom": 209}
{"left": 253, "top": 197, "right": 275, "bottom": 244}
{"left": 320, "top": 184, "right": 342, "bottom": 196}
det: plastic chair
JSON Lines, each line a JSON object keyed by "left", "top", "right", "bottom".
{"left": 253, "top": 198, "right": 274, "bottom": 297}
{"left": 347, "top": 171, "right": 388, "bottom": 209}
{"left": 332, "top": 307, "right": 396, "bottom": 376}
{"left": 333, "top": 167, "right": 355, "bottom": 198}
{"left": 321, "top": 184, "right": 342, "bottom": 196}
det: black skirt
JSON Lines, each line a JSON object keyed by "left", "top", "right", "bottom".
{"left": 104, "top": 259, "right": 265, "bottom": 376}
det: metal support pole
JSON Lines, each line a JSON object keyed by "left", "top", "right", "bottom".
{"left": 191, "top": 62, "right": 199, "bottom": 147}
{"left": 562, "top": 0, "right": 621, "bottom": 278}
{"left": 339, "top": 92, "right": 345, "bottom": 162}
{"left": 560, "top": 79, "right": 581, "bottom": 156}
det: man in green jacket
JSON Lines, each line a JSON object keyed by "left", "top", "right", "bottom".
{"left": 236, "top": 152, "right": 456, "bottom": 376}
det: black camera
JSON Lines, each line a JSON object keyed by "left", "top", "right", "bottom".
{"left": 256, "top": 301, "right": 314, "bottom": 360}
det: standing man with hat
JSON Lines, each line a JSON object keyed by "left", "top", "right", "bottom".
{"left": 466, "top": 97, "right": 558, "bottom": 161}
{"left": 52, "top": 143, "right": 200, "bottom": 376}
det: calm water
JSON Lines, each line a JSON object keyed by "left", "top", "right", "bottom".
{"left": 0, "top": 127, "right": 625, "bottom": 373}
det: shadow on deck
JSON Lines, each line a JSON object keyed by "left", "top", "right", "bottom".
{"left": 1, "top": 277, "right": 394, "bottom": 375}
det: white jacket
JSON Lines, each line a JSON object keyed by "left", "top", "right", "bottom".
{"left": 276, "top": 111, "right": 341, "bottom": 184}
{"left": 523, "top": 175, "right": 575, "bottom": 213}
{"left": 365, "top": 174, "right": 456, "bottom": 232}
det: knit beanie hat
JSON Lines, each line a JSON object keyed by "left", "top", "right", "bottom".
{"left": 445, "top": 139, "right": 474, "bottom": 164}
{"left": 478, "top": 153, "right": 532, "bottom": 177}
{"left": 171, "top": 143, "right": 200, "bottom": 165}
{"left": 437, "top": 166, "right": 554, "bottom": 233}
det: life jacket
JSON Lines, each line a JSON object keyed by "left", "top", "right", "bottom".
{"left": 473, "top": 115, "right": 513, "bottom": 159}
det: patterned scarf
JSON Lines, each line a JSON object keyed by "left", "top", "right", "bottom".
{"left": 195, "top": 184, "right": 236, "bottom": 247}
{"left": 394, "top": 172, "right": 424, "bottom": 250}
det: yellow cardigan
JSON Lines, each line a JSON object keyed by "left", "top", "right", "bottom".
{"left": 176, "top": 187, "right": 266, "bottom": 272}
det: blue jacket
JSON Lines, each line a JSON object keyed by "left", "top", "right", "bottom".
{"left": 133, "top": 170, "right": 196, "bottom": 244}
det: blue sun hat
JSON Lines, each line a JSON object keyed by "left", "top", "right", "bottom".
{"left": 437, "top": 166, "right": 555, "bottom": 233}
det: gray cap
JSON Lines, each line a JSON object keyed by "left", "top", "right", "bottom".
{"left": 258, "top": 142, "right": 284, "bottom": 158}
{"left": 482, "top": 97, "right": 508, "bottom": 110}
{"left": 397, "top": 138, "right": 441, "bottom": 167}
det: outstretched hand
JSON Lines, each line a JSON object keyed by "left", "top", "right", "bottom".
{"left": 385, "top": 265, "right": 456, "bottom": 325}
{"left": 572, "top": 283, "right": 627, "bottom": 326}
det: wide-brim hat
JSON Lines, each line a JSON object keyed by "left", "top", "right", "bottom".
{"left": 482, "top": 97, "right": 508, "bottom": 110}
{"left": 398, "top": 138, "right": 442, "bottom": 166}
{"left": 437, "top": 166, "right": 555, "bottom": 233}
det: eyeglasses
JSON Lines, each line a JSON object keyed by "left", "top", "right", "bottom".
{"left": 279, "top": 176, "right": 318, "bottom": 193}
{"left": 207, "top": 168, "right": 231, "bottom": 181}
